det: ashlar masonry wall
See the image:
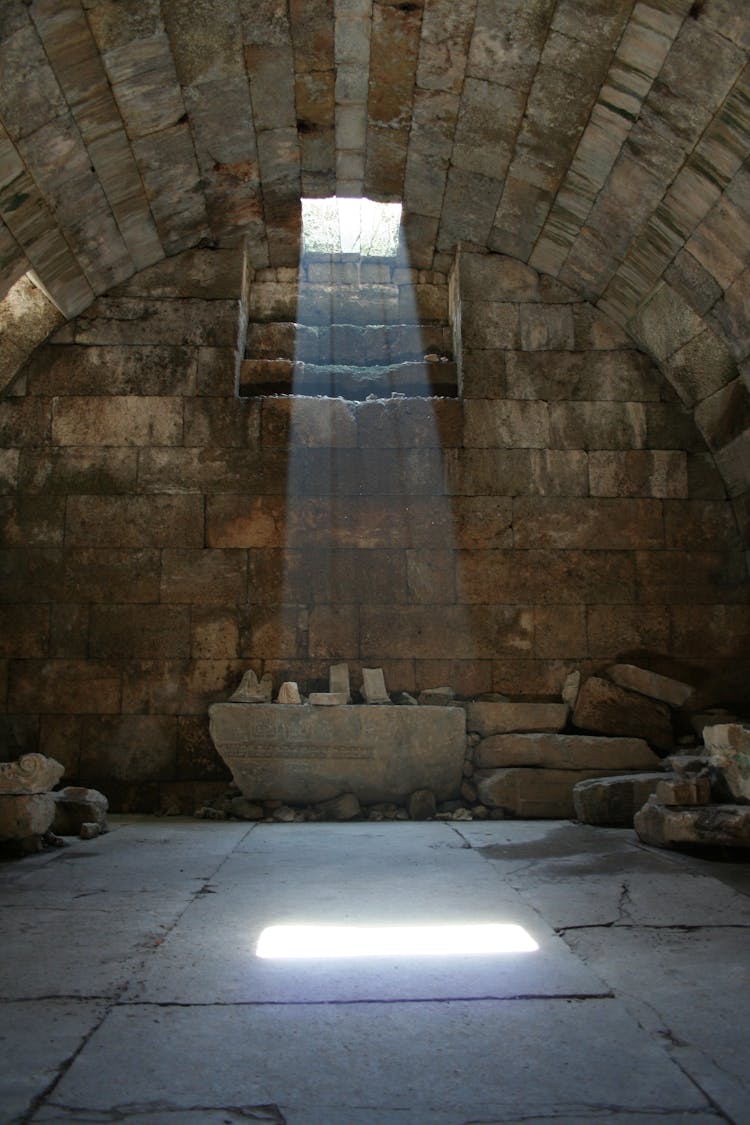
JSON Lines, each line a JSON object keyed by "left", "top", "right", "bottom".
{"left": 0, "top": 246, "right": 748, "bottom": 812}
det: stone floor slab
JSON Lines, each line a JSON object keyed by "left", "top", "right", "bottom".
{"left": 39, "top": 999, "right": 711, "bottom": 1122}
{"left": 0, "top": 999, "right": 107, "bottom": 1124}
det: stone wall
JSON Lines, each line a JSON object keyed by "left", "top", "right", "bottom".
{"left": 1, "top": 246, "right": 748, "bottom": 812}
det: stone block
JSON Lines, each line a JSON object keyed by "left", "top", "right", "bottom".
{"left": 549, "top": 402, "right": 647, "bottom": 449}
{"left": 52, "top": 395, "right": 183, "bottom": 446}
{"left": 277, "top": 681, "right": 302, "bottom": 704}
{"left": 0, "top": 605, "right": 50, "bottom": 657}
{"left": 408, "top": 788, "right": 437, "bottom": 820}
{"left": 79, "top": 715, "right": 178, "bottom": 784}
{"left": 19, "top": 448, "right": 138, "bottom": 495}
{"left": 0, "top": 753, "right": 64, "bottom": 794}
{"left": 63, "top": 549, "right": 161, "bottom": 604}
{"left": 586, "top": 605, "right": 670, "bottom": 657}
{"left": 463, "top": 399, "right": 550, "bottom": 448}
{"left": 654, "top": 777, "right": 711, "bottom": 806}
{"left": 476, "top": 767, "right": 626, "bottom": 818}
{"left": 209, "top": 702, "right": 466, "bottom": 804}
{"left": 465, "top": 702, "right": 569, "bottom": 737}
{"left": 0, "top": 793, "right": 55, "bottom": 841}
{"left": 262, "top": 396, "right": 357, "bottom": 448}
{"left": 474, "top": 733, "right": 660, "bottom": 771}
{"left": 0, "top": 495, "right": 65, "bottom": 547}
{"left": 634, "top": 800, "right": 750, "bottom": 848}
{"left": 89, "top": 606, "right": 191, "bottom": 659}
{"left": 309, "top": 692, "right": 349, "bottom": 706}
{"left": 184, "top": 397, "right": 261, "bottom": 448}
{"left": 160, "top": 549, "right": 247, "bottom": 605}
{"left": 66, "top": 496, "right": 204, "bottom": 548}
{"left": 52, "top": 786, "right": 109, "bottom": 835}
{"left": 512, "top": 498, "right": 664, "bottom": 550}
{"left": 703, "top": 723, "right": 750, "bottom": 803}
{"left": 519, "top": 304, "right": 575, "bottom": 350}
{"left": 461, "top": 301, "right": 520, "bottom": 350}
{"left": 573, "top": 676, "right": 673, "bottom": 753}
{"left": 316, "top": 792, "right": 361, "bottom": 821}
{"left": 457, "top": 549, "right": 635, "bottom": 606}
{"left": 361, "top": 604, "right": 532, "bottom": 660}
{"left": 27, "top": 344, "right": 198, "bottom": 396}
{"left": 74, "top": 298, "right": 239, "bottom": 347}
{"left": 588, "top": 451, "right": 688, "bottom": 498}
{"left": 0, "top": 398, "right": 51, "bottom": 447}
{"left": 8, "top": 660, "right": 121, "bottom": 715}
{"left": 573, "top": 773, "right": 667, "bottom": 827}
{"left": 607, "top": 663, "right": 694, "bottom": 707}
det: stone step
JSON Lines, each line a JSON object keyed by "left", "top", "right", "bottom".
{"left": 245, "top": 321, "right": 453, "bottom": 365}
{"left": 238, "top": 358, "right": 458, "bottom": 398}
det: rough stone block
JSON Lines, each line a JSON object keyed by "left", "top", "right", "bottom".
{"left": 52, "top": 395, "right": 183, "bottom": 447}
{"left": 703, "top": 723, "right": 750, "bottom": 803}
{"left": 607, "top": 663, "right": 694, "bottom": 707}
{"left": 512, "top": 498, "right": 663, "bottom": 550}
{"left": 52, "top": 786, "right": 109, "bottom": 835}
{"left": 262, "top": 396, "right": 357, "bottom": 448}
{"left": 0, "top": 792, "right": 55, "bottom": 841}
{"left": 66, "top": 496, "right": 204, "bottom": 548}
{"left": 19, "top": 448, "right": 138, "bottom": 495}
{"left": 573, "top": 676, "right": 673, "bottom": 752}
{"left": 463, "top": 399, "right": 549, "bottom": 449}
{"left": 474, "top": 733, "right": 660, "bottom": 771}
{"left": 549, "top": 402, "right": 647, "bottom": 449}
{"left": 160, "top": 550, "right": 247, "bottom": 605}
{"left": 655, "top": 777, "right": 711, "bottom": 806}
{"left": 79, "top": 715, "right": 178, "bottom": 783}
{"left": 63, "top": 549, "right": 161, "bottom": 604}
{"left": 89, "top": 606, "right": 191, "bottom": 659}
{"left": 465, "top": 702, "right": 569, "bottom": 737}
{"left": 519, "top": 304, "right": 575, "bottom": 350}
{"left": 634, "top": 800, "right": 750, "bottom": 848}
{"left": 573, "top": 773, "right": 668, "bottom": 827}
{"left": 8, "top": 660, "right": 121, "bottom": 715}
{"left": 0, "top": 605, "right": 50, "bottom": 657}
{"left": 209, "top": 702, "right": 466, "bottom": 804}
{"left": 476, "top": 767, "right": 626, "bottom": 818}
{"left": 27, "top": 344, "right": 198, "bottom": 396}
{"left": 588, "top": 451, "right": 688, "bottom": 498}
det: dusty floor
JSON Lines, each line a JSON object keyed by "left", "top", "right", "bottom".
{"left": 1, "top": 817, "right": 749, "bottom": 1124}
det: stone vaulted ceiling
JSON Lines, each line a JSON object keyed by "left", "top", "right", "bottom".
{"left": 0, "top": 0, "right": 749, "bottom": 515}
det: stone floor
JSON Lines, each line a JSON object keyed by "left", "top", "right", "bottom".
{"left": 1, "top": 817, "right": 749, "bottom": 1124}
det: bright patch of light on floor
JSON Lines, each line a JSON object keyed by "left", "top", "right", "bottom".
{"left": 256, "top": 923, "right": 538, "bottom": 959}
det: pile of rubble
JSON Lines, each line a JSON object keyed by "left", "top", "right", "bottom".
{"left": 0, "top": 753, "right": 109, "bottom": 854}
{"left": 198, "top": 659, "right": 748, "bottom": 845}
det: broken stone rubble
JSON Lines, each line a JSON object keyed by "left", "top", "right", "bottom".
{"left": 0, "top": 756, "right": 109, "bottom": 851}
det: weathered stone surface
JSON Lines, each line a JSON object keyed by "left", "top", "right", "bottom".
{"left": 607, "top": 664, "right": 694, "bottom": 708}
{"left": 309, "top": 692, "right": 348, "bottom": 706}
{"left": 573, "top": 677, "right": 673, "bottom": 753}
{"left": 209, "top": 703, "right": 466, "bottom": 804}
{"left": 562, "top": 670, "right": 581, "bottom": 709}
{"left": 315, "top": 792, "right": 361, "bottom": 821}
{"left": 408, "top": 788, "right": 437, "bottom": 820}
{"left": 277, "top": 681, "right": 302, "bottom": 704}
{"left": 655, "top": 777, "right": 711, "bottom": 807}
{"left": 0, "top": 793, "right": 55, "bottom": 841}
{"left": 634, "top": 799, "right": 750, "bottom": 849}
{"left": 230, "top": 670, "right": 273, "bottom": 703}
{"left": 362, "top": 667, "right": 389, "bottom": 704}
{"left": 573, "top": 773, "right": 668, "bottom": 827}
{"left": 476, "top": 767, "right": 628, "bottom": 819}
{"left": 0, "top": 753, "right": 64, "bottom": 794}
{"left": 52, "top": 786, "right": 109, "bottom": 836}
{"left": 329, "top": 662, "right": 351, "bottom": 701}
{"left": 704, "top": 723, "right": 750, "bottom": 803}
{"left": 465, "top": 702, "right": 569, "bottom": 737}
{"left": 230, "top": 797, "right": 264, "bottom": 820}
{"left": 418, "top": 686, "right": 455, "bottom": 706}
{"left": 474, "top": 733, "right": 660, "bottom": 772}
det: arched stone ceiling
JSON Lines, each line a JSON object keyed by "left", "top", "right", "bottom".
{"left": 0, "top": 0, "right": 749, "bottom": 514}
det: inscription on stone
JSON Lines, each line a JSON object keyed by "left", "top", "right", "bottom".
{"left": 209, "top": 702, "right": 466, "bottom": 804}
{"left": 224, "top": 742, "right": 375, "bottom": 761}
